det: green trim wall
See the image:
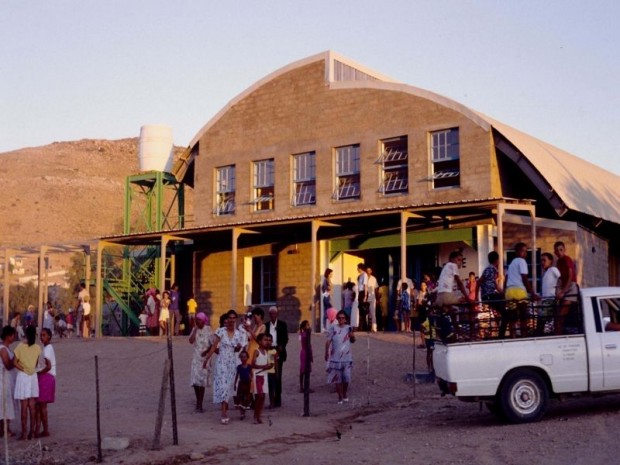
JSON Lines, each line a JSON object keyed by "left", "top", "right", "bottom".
{"left": 330, "top": 228, "right": 475, "bottom": 254}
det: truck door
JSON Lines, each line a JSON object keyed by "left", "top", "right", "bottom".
{"left": 593, "top": 297, "right": 620, "bottom": 389}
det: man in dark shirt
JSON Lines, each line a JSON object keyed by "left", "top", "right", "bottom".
{"left": 265, "top": 306, "right": 289, "bottom": 407}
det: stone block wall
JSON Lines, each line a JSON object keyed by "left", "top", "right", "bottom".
{"left": 195, "top": 242, "right": 313, "bottom": 331}
{"left": 194, "top": 59, "right": 499, "bottom": 226}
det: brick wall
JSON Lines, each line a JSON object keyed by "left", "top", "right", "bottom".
{"left": 576, "top": 227, "right": 609, "bottom": 287}
{"left": 195, "top": 242, "right": 313, "bottom": 331}
{"left": 194, "top": 59, "right": 499, "bottom": 226}
{"left": 501, "top": 222, "right": 609, "bottom": 287}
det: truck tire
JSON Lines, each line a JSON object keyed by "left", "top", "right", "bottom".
{"left": 499, "top": 369, "right": 549, "bottom": 423}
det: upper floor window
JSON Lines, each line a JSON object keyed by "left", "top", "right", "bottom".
{"left": 431, "top": 128, "right": 460, "bottom": 189}
{"left": 252, "top": 159, "right": 274, "bottom": 211}
{"left": 292, "top": 151, "right": 316, "bottom": 206}
{"left": 215, "top": 165, "right": 235, "bottom": 215}
{"left": 378, "top": 136, "right": 408, "bottom": 195}
{"left": 333, "top": 144, "right": 360, "bottom": 200}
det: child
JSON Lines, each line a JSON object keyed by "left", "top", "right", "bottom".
{"left": 251, "top": 333, "right": 273, "bottom": 424}
{"left": 54, "top": 313, "right": 67, "bottom": 339}
{"left": 233, "top": 350, "right": 252, "bottom": 419}
{"left": 187, "top": 293, "right": 197, "bottom": 330}
{"left": 265, "top": 334, "right": 279, "bottom": 408}
{"left": 400, "top": 282, "right": 411, "bottom": 332}
{"left": 299, "top": 320, "right": 313, "bottom": 393}
{"left": 11, "top": 313, "right": 24, "bottom": 341}
{"left": 34, "top": 328, "right": 56, "bottom": 438}
{"left": 342, "top": 282, "right": 354, "bottom": 322}
{"left": 14, "top": 326, "right": 42, "bottom": 440}
{"left": 325, "top": 307, "right": 338, "bottom": 331}
{"left": 82, "top": 295, "right": 92, "bottom": 338}
{"left": 66, "top": 309, "right": 75, "bottom": 338}
{"left": 138, "top": 309, "right": 148, "bottom": 336}
{"left": 159, "top": 291, "right": 171, "bottom": 336}
{"left": 420, "top": 315, "right": 434, "bottom": 373}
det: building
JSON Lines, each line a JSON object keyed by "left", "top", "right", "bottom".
{"left": 99, "top": 51, "right": 620, "bottom": 333}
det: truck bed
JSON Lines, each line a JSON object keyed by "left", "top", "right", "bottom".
{"left": 433, "top": 335, "right": 589, "bottom": 398}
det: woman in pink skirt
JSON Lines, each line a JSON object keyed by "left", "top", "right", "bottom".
{"left": 35, "top": 328, "right": 56, "bottom": 438}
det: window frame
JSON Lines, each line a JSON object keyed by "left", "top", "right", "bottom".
{"left": 333, "top": 144, "right": 361, "bottom": 201}
{"left": 292, "top": 151, "right": 316, "bottom": 206}
{"left": 430, "top": 128, "right": 460, "bottom": 189}
{"left": 251, "top": 158, "right": 275, "bottom": 211}
{"left": 215, "top": 165, "right": 236, "bottom": 216}
{"left": 378, "top": 136, "right": 408, "bottom": 195}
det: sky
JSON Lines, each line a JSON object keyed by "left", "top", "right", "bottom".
{"left": 2, "top": 0, "right": 619, "bottom": 174}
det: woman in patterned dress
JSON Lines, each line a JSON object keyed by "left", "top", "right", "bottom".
{"left": 189, "top": 312, "right": 213, "bottom": 412}
{"left": 325, "top": 310, "right": 356, "bottom": 404}
{"left": 204, "top": 310, "right": 247, "bottom": 424}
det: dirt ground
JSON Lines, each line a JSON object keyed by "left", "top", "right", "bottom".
{"left": 2, "top": 331, "right": 620, "bottom": 465}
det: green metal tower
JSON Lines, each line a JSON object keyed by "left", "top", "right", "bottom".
{"left": 102, "top": 171, "right": 185, "bottom": 335}
{"left": 124, "top": 171, "right": 185, "bottom": 234}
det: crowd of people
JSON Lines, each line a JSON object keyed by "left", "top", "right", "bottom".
{"left": 0, "top": 242, "right": 580, "bottom": 433}
{"left": 316, "top": 241, "right": 580, "bottom": 377}
{"left": 0, "top": 325, "right": 56, "bottom": 440}
{"left": 141, "top": 283, "right": 185, "bottom": 337}
{"left": 189, "top": 306, "right": 291, "bottom": 425}
{"left": 186, "top": 302, "right": 361, "bottom": 425}
{"left": 431, "top": 240, "right": 580, "bottom": 343}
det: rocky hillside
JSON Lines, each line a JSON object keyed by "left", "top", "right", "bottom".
{"left": 0, "top": 138, "right": 189, "bottom": 251}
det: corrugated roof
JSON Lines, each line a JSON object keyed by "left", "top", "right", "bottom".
{"left": 100, "top": 197, "right": 523, "bottom": 242}
{"left": 484, "top": 115, "right": 620, "bottom": 225}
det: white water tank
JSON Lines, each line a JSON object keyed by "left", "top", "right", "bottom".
{"left": 138, "top": 124, "right": 174, "bottom": 172}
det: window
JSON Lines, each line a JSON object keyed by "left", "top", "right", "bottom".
{"left": 252, "top": 159, "right": 274, "bottom": 211}
{"left": 378, "top": 136, "right": 408, "bottom": 194}
{"left": 431, "top": 128, "right": 460, "bottom": 188}
{"left": 252, "top": 255, "right": 277, "bottom": 304}
{"left": 596, "top": 297, "right": 620, "bottom": 333}
{"left": 215, "top": 165, "right": 235, "bottom": 215}
{"left": 333, "top": 144, "right": 360, "bottom": 200}
{"left": 292, "top": 151, "right": 316, "bottom": 206}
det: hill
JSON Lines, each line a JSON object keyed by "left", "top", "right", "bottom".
{"left": 0, "top": 138, "right": 189, "bottom": 276}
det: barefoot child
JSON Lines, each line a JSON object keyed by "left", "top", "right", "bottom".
{"left": 159, "top": 291, "right": 171, "bottom": 336}
{"left": 34, "top": 328, "right": 56, "bottom": 438}
{"left": 400, "top": 282, "right": 412, "bottom": 332}
{"left": 138, "top": 309, "right": 148, "bottom": 336}
{"left": 264, "top": 334, "right": 279, "bottom": 408}
{"left": 187, "top": 293, "right": 197, "bottom": 330}
{"left": 66, "top": 309, "right": 75, "bottom": 338}
{"left": 233, "top": 350, "right": 252, "bottom": 419}
{"left": 420, "top": 315, "right": 434, "bottom": 373}
{"left": 251, "top": 333, "right": 273, "bottom": 424}
{"left": 14, "top": 326, "right": 42, "bottom": 440}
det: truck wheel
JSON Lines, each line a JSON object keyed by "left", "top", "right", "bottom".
{"left": 499, "top": 369, "right": 549, "bottom": 423}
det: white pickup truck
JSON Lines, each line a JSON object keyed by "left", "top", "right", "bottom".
{"left": 433, "top": 287, "right": 620, "bottom": 423}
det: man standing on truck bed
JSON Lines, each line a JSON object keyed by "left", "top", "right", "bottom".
{"left": 554, "top": 241, "right": 578, "bottom": 335}
{"left": 435, "top": 251, "right": 471, "bottom": 340}
{"left": 504, "top": 242, "right": 540, "bottom": 338}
